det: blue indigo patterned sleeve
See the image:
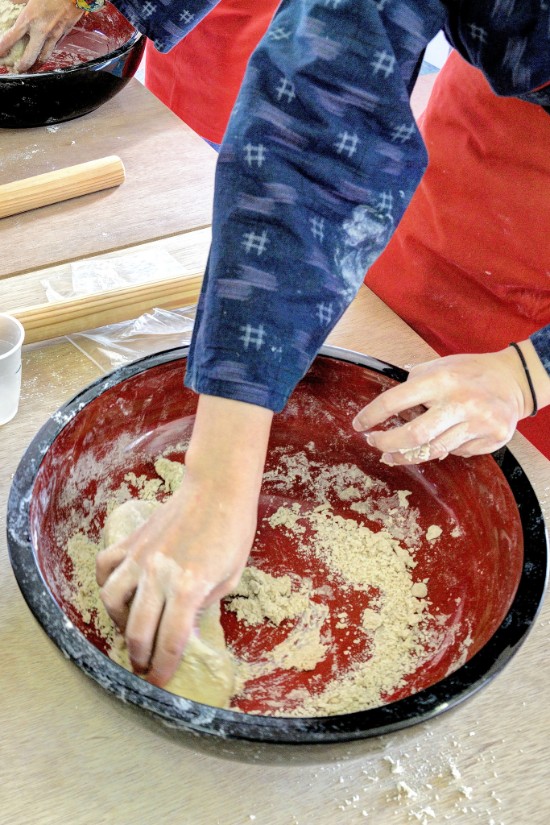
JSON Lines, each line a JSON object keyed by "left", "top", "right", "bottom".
{"left": 443, "top": 2, "right": 550, "bottom": 99}
{"left": 531, "top": 326, "right": 550, "bottom": 375}
{"left": 184, "top": 0, "right": 446, "bottom": 411}
{"left": 112, "top": 1, "right": 221, "bottom": 51}
{"left": 110, "top": 0, "right": 549, "bottom": 410}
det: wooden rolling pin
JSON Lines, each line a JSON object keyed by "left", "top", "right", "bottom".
{"left": 12, "top": 272, "right": 203, "bottom": 345}
{"left": 0, "top": 156, "right": 125, "bottom": 220}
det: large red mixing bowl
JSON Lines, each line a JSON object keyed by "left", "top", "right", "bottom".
{"left": 6, "top": 346, "right": 548, "bottom": 763}
{"left": 0, "top": 3, "right": 144, "bottom": 128}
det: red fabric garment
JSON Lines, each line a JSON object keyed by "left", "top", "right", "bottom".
{"left": 366, "top": 51, "right": 550, "bottom": 458}
{"left": 145, "top": 0, "right": 280, "bottom": 144}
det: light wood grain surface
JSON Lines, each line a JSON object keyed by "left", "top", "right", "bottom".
{"left": 0, "top": 226, "right": 212, "bottom": 314}
{"left": 1, "top": 76, "right": 549, "bottom": 825}
{"left": 0, "top": 79, "right": 217, "bottom": 280}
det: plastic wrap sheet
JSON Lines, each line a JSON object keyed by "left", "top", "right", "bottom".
{"left": 41, "top": 249, "right": 196, "bottom": 372}
{"left": 68, "top": 307, "right": 196, "bottom": 372}
{"left": 42, "top": 248, "right": 186, "bottom": 302}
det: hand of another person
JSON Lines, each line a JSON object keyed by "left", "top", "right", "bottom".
{"left": 352, "top": 343, "right": 547, "bottom": 465}
{"left": 96, "top": 395, "right": 273, "bottom": 688}
{"left": 0, "top": 0, "right": 82, "bottom": 73}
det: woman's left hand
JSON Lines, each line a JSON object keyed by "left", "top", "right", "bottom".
{"left": 352, "top": 348, "right": 533, "bottom": 465}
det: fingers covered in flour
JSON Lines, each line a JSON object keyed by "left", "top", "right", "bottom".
{"left": 96, "top": 395, "right": 273, "bottom": 687}
{"left": 353, "top": 350, "right": 530, "bottom": 463}
{"left": 0, "top": 0, "right": 83, "bottom": 73}
{"left": 142, "top": 580, "right": 205, "bottom": 688}
{"left": 96, "top": 541, "right": 129, "bottom": 587}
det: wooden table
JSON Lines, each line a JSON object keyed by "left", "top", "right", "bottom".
{"left": 1, "top": 80, "right": 549, "bottom": 825}
{"left": 0, "top": 79, "right": 217, "bottom": 281}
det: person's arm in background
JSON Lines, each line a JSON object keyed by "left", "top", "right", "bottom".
{"left": 530, "top": 326, "right": 550, "bottom": 405}
{"left": 351, "top": 8, "right": 550, "bottom": 463}
{"left": 0, "top": 0, "right": 221, "bottom": 72}
{"left": 0, "top": 0, "right": 82, "bottom": 72}
{"left": 96, "top": 0, "right": 446, "bottom": 685}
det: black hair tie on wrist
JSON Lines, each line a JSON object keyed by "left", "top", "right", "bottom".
{"left": 509, "top": 342, "right": 539, "bottom": 417}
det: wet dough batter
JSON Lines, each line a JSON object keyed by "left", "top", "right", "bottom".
{"left": 103, "top": 500, "right": 235, "bottom": 708}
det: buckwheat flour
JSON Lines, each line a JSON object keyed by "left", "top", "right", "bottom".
{"left": 226, "top": 566, "right": 311, "bottom": 626}
{"left": 266, "top": 503, "right": 435, "bottom": 715}
{"left": 65, "top": 449, "right": 451, "bottom": 716}
{"left": 0, "top": 0, "right": 27, "bottom": 67}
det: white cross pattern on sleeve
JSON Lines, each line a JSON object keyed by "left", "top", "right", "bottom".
{"left": 244, "top": 143, "right": 267, "bottom": 167}
{"left": 275, "top": 76, "right": 296, "bottom": 103}
{"left": 239, "top": 324, "right": 266, "bottom": 350}
{"left": 335, "top": 132, "right": 360, "bottom": 158}
{"left": 241, "top": 229, "right": 269, "bottom": 256}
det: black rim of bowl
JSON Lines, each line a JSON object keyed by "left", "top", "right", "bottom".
{"left": 6, "top": 345, "right": 549, "bottom": 746}
{"left": 0, "top": 30, "right": 143, "bottom": 81}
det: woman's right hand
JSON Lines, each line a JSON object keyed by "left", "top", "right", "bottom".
{"left": 96, "top": 394, "right": 273, "bottom": 688}
{"left": 0, "top": 0, "right": 83, "bottom": 72}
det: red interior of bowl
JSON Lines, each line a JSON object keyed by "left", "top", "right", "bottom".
{"left": 0, "top": 2, "right": 136, "bottom": 75}
{"left": 30, "top": 355, "right": 523, "bottom": 714}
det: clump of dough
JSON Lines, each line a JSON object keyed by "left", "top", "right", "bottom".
{"left": 154, "top": 456, "right": 186, "bottom": 493}
{"left": 226, "top": 566, "right": 310, "bottom": 626}
{"left": 111, "top": 603, "right": 236, "bottom": 709}
{"left": 0, "top": 0, "right": 28, "bottom": 69}
{"left": 102, "top": 499, "right": 159, "bottom": 547}
{"left": 426, "top": 524, "right": 443, "bottom": 542}
{"left": 104, "top": 499, "right": 235, "bottom": 709}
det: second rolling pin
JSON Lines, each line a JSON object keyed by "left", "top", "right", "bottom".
{"left": 0, "top": 156, "right": 125, "bottom": 220}
{"left": 12, "top": 272, "right": 204, "bottom": 345}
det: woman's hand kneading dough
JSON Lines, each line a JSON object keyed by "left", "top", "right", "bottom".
{"left": 0, "top": 0, "right": 82, "bottom": 73}
{"left": 96, "top": 395, "right": 273, "bottom": 688}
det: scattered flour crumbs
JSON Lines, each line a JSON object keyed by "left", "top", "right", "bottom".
{"left": 265, "top": 503, "right": 435, "bottom": 716}
{"left": 66, "top": 445, "right": 467, "bottom": 716}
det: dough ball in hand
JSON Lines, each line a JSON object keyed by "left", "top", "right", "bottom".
{"left": 103, "top": 498, "right": 236, "bottom": 709}
{"left": 103, "top": 499, "right": 159, "bottom": 549}
{"left": 0, "top": 0, "right": 29, "bottom": 69}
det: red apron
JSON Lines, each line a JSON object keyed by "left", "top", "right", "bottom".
{"left": 145, "top": 0, "right": 280, "bottom": 144}
{"left": 366, "top": 51, "right": 550, "bottom": 458}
